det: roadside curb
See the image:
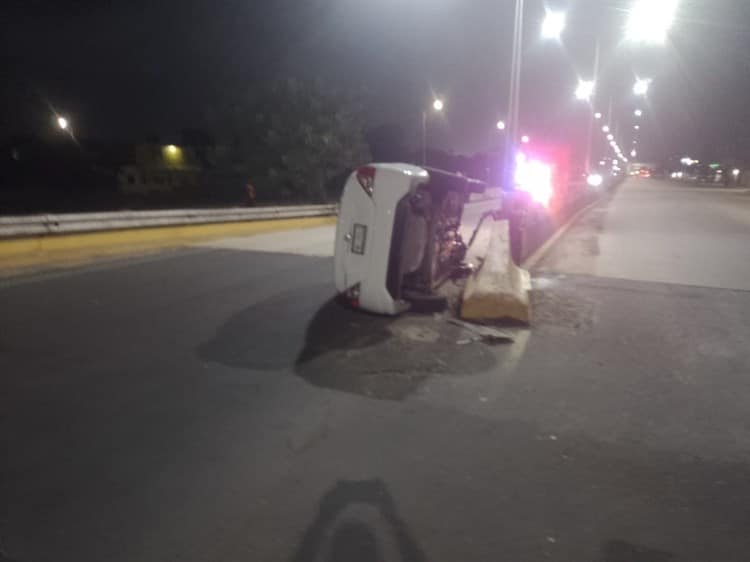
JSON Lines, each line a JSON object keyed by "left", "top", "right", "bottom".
{"left": 0, "top": 215, "right": 336, "bottom": 278}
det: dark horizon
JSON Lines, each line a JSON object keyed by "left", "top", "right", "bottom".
{"left": 3, "top": 1, "right": 750, "bottom": 162}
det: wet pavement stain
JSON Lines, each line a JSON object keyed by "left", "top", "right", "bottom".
{"left": 295, "top": 299, "right": 497, "bottom": 400}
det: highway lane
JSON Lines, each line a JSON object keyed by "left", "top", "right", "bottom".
{"left": 538, "top": 178, "right": 750, "bottom": 290}
{"left": 3, "top": 183, "right": 750, "bottom": 561}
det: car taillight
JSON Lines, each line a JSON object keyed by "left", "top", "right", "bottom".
{"left": 345, "top": 283, "right": 361, "bottom": 308}
{"left": 356, "top": 166, "right": 376, "bottom": 197}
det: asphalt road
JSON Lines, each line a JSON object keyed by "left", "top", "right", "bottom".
{"left": 3, "top": 180, "right": 750, "bottom": 561}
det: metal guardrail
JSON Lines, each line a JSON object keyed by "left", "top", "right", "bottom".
{"left": 0, "top": 205, "right": 338, "bottom": 238}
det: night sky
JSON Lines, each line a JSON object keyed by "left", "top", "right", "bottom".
{"left": 2, "top": 0, "right": 750, "bottom": 162}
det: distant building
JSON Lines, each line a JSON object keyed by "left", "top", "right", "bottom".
{"left": 118, "top": 143, "right": 202, "bottom": 194}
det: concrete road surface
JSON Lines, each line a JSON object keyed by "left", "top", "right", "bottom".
{"left": 3, "top": 181, "right": 750, "bottom": 561}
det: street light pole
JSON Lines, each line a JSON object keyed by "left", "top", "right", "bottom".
{"left": 422, "top": 111, "right": 427, "bottom": 166}
{"left": 584, "top": 36, "right": 601, "bottom": 174}
{"left": 504, "top": 0, "right": 524, "bottom": 187}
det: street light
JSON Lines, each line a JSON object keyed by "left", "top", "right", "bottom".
{"left": 521, "top": 135, "right": 530, "bottom": 144}
{"left": 575, "top": 80, "right": 595, "bottom": 102}
{"left": 422, "top": 99, "right": 444, "bottom": 165}
{"left": 602, "top": 125, "right": 610, "bottom": 133}
{"left": 497, "top": 120, "right": 506, "bottom": 131}
{"left": 634, "top": 109, "right": 643, "bottom": 117}
{"left": 541, "top": 10, "right": 566, "bottom": 41}
{"left": 626, "top": 0, "right": 679, "bottom": 45}
{"left": 594, "top": 112, "right": 602, "bottom": 120}
{"left": 634, "top": 124, "right": 640, "bottom": 130}
{"left": 607, "top": 133, "right": 614, "bottom": 141}
{"left": 631, "top": 149, "right": 638, "bottom": 157}
{"left": 633, "top": 78, "right": 651, "bottom": 96}
{"left": 57, "top": 116, "right": 69, "bottom": 130}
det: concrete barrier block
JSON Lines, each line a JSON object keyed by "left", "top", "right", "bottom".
{"left": 460, "top": 219, "right": 531, "bottom": 324}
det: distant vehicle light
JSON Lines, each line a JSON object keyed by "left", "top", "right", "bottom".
{"left": 587, "top": 173, "right": 603, "bottom": 187}
{"left": 732, "top": 168, "right": 741, "bottom": 177}
{"left": 514, "top": 153, "right": 553, "bottom": 207}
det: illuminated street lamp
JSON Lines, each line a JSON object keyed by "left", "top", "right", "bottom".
{"left": 521, "top": 135, "right": 530, "bottom": 144}
{"left": 575, "top": 80, "right": 596, "bottom": 102}
{"left": 633, "top": 78, "right": 651, "bottom": 96}
{"left": 541, "top": 10, "right": 566, "bottom": 41}
{"left": 497, "top": 120, "right": 506, "bottom": 131}
{"left": 634, "top": 124, "right": 640, "bottom": 130}
{"left": 634, "top": 109, "right": 643, "bottom": 117}
{"left": 57, "top": 116, "right": 69, "bottom": 130}
{"left": 626, "top": 0, "right": 679, "bottom": 45}
{"left": 607, "top": 134, "right": 614, "bottom": 141}
{"left": 594, "top": 112, "right": 602, "bottom": 120}
{"left": 602, "top": 125, "right": 610, "bottom": 133}
{"left": 422, "top": 98, "right": 444, "bottom": 165}
{"left": 631, "top": 149, "right": 638, "bottom": 157}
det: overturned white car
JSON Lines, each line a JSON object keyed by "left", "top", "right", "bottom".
{"left": 334, "top": 163, "right": 486, "bottom": 315}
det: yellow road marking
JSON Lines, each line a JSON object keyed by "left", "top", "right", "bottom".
{"left": 0, "top": 216, "right": 336, "bottom": 273}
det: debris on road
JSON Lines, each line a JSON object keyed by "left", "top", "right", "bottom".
{"left": 448, "top": 318, "right": 515, "bottom": 344}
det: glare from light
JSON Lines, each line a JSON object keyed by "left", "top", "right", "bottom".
{"left": 575, "top": 80, "right": 596, "bottom": 102}
{"left": 57, "top": 116, "right": 69, "bottom": 130}
{"left": 432, "top": 99, "right": 444, "bottom": 112}
{"left": 626, "top": 0, "right": 679, "bottom": 45}
{"left": 541, "top": 11, "right": 566, "bottom": 41}
{"left": 521, "top": 135, "right": 530, "bottom": 144}
{"left": 633, "top": 78, "right": 651, "bottom": 96}
{"left": 587, "top": 173, "right": 603, "bottom": 187}
{"left": 602, "top": 125, "right": 610, "bottom": 133}
{"left": 514, "top": 152, "right": 553, "bottom": 207}
{"left": 634, "top": 109, "right": 643, "bottom": 117}
{"left": 594, "top": 112, "right": 602, "bottom": 120}
{"left": 733, "top": 168, "right": 741, "bottom": 177}
{"left": 497, "top": 120, "right": 506, "bottom": 131}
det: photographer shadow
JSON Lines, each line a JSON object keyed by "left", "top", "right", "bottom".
{"left": 291, "top": 479, "right": 426, "bottom": 562}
